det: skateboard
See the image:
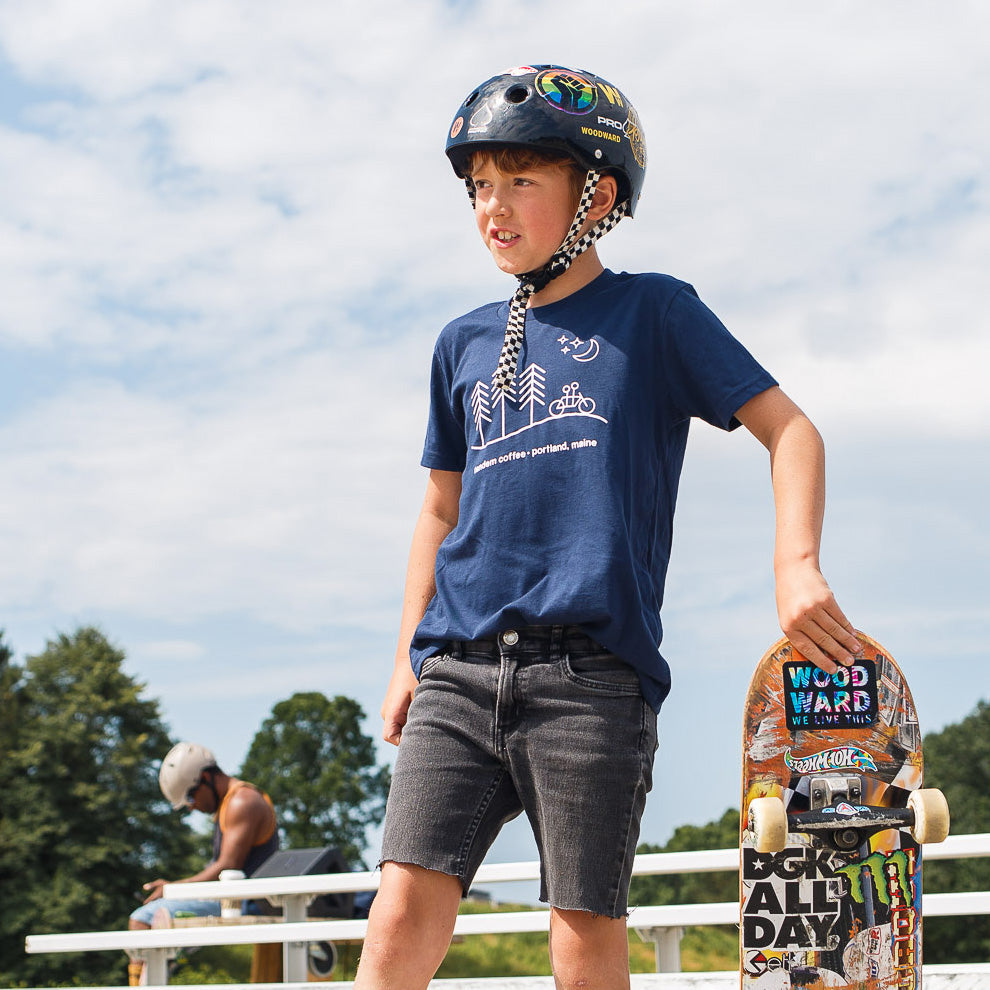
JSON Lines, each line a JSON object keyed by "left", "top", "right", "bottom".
{"left": 740, "top": 633, "right": 949, "bottom": 989}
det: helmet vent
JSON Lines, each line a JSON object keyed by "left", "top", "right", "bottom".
{"left": 504, "top": 84, "right": 530, "bottom": 104}
{"left": 464, "top": 90, "right": 480, "bottom": 107}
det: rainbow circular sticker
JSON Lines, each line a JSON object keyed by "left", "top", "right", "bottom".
{"left": 535, "top": 69, "right": 598, "bottom": 115}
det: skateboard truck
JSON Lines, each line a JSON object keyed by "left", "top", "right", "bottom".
{"left": 748, "top": 783, "right": 949, "bottom": 853}
{"left": 804, "top": 774, "right": 871, "bottom": 851}
{"left": 808, "top": 775, "right": 861, "bottom": 807}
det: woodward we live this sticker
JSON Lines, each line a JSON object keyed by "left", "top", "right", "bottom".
{"left": 782, "top": 659, "right": 879, "bottom": 731}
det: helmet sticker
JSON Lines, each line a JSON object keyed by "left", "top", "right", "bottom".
{"left": 598, "top": 83, "right": 625, "bottom": 108}
{"left": 625, "top": 105, "right": 647, "bottom": 168}
{"left": 505, "top": 65, "right": 538, "bottom": 76}
{"left": 468, "top": 101, "right": 494, "bottom": 134}
{"left": 535, "top": 68, "right": 598, "bottom": 115}
{"left": 450, "top": 116, "right": 464, "bottom": 140}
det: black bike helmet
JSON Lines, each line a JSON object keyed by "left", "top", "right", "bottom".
{"left": 445, "top": 64, "right": 647, "bottom": 217}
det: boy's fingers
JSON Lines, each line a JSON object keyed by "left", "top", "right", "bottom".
{"left": 811, "top": 610, "right": 861, "bottom": 658}
{"left": 816, "top": 597, "right": 861, "bottom": 650}
{"left": 788, "top": 630, "right": 842, "bottom": 674}
{"left": 788, "top": 612, "right": 862, "bottom": 673}
{"left": 831, "top": 622, "right": 863, "bottom": 657}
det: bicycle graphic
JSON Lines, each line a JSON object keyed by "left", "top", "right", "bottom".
{"left": 549, "top": 382, "right": 596, "bottom": 417}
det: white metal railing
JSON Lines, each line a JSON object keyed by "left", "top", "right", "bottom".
{"left": 20, "top": 833, "right": 990, "bottom": 987}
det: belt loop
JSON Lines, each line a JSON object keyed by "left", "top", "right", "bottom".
{"left": 449, "top": 640, "right": 463, "bottom": 661}
{"left": 550, "top": 624, "right": 564, "bottom": 661}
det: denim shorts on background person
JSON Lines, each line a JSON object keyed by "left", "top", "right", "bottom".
{"left": 129, "top": 897, "right": 264, "bottom": 926}
{"left": 380, "top": 624, "right": 659, "bottom": 918}
{"left": 129, "top": 898, "right": 222, "bottom": 926}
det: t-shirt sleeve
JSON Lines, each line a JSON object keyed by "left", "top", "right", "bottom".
{"left": 660, "top": 283, "right": 777, "bottom": 430}
{"left": 421, "top": 337, "right": 467, "bottom": 471}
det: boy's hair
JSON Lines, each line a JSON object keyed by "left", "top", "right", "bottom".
{"left": 463, "top": 147, "right": 587, "bottom": 203}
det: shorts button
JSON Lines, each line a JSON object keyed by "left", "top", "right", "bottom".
{"left": 502, "top": 629, "right": 519, "bottom": 646}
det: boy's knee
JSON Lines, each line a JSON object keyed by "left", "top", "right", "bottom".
{"left": 356, "top": 864, "right": 462, "bottom": 987}
{"left": 549, "top": 908, "right": 630, "bottom": 988}
{"left": 368, "top": 862, "right": 462, "bottom": 940}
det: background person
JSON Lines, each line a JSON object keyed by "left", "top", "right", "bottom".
{"left": 128, "top": 741, "right": 278, "bottom": 982}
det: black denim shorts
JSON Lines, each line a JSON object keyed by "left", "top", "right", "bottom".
{"left": 380, "top": 625, "right": 658, "bottom": 917}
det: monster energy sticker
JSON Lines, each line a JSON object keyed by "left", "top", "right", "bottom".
{"left": 837, "top": 848, "right": 920, "bottom": 988}
{"left": 783, "top": 658, "right": 879, "bottom": 730}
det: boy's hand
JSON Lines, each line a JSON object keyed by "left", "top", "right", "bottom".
{"left": 380, "top": 662, "right": 419, "bottom": 746}
{"left": 775, "top": 560, "right": 861, "bottom": 673}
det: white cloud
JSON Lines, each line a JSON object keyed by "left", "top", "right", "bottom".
{"left": 138, "top": 638, "right": 207, "bottom": 662}
{"left": 0, "top": 338, "right": 430, "bottom": 628}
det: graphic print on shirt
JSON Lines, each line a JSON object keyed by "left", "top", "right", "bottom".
{"left": 558, "top": 333, "right": 600, "bottom": 362}
{"left": 470, "top": 333, "right": 607, "bottom": 451}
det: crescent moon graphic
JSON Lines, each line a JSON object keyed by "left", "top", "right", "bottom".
{"left": 571, "top": 339, "right": 599, "bottom": 362}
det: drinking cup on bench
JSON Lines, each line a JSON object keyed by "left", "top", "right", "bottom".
{"left": 218, "top": 870, "right": 246, "bottom": 918}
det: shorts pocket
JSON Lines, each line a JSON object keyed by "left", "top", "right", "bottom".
{"left": 562, "top": 651, "right": 642, "bottom": 696}
{"left": 419, "top": 652, "right": 450, "bottom": 679}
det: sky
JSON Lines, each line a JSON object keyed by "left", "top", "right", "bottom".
{"left": 0, "top": 0, "right": 987, "bottom": 901}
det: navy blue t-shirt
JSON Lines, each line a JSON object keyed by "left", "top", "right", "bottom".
{"left": 411, "top": 270, "right": 777, "bottom": 712}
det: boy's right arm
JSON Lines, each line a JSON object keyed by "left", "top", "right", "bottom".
{"left": 381, "top": 468, "right": 462, "bottom": 745}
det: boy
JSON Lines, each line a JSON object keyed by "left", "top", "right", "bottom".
{"left": 355, "top": 65, "right": 860, "bottom": 990}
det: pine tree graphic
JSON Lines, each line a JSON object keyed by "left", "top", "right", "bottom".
{"left": 518, "top": 363, "right": 547, "bottom": 425}
{"left": 470, "top": 380, "right": 492, "bottom": 445}
{"left": 490, "top": 369, "right": 517, "bottom": 438}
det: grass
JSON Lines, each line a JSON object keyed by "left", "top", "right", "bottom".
{"left": 169, "top": 901, "right": 737, "bottom": 983}
{"left": 435, "top": 902, "right": 737, "bottom": 979}
{"left": 170, "top": 901, "right": 739, "bottom": 985}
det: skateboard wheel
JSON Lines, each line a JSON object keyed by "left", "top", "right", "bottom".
{"left": 908, "top": 788, "right": 950, "bottom": 844}
{"left": 749, "top": 796, "right": 788, "bottom": 852}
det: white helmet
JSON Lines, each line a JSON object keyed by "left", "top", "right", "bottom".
{"left": 159, "top": 741, "right": 218, "bottom": 810}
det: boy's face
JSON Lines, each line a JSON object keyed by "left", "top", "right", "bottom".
{"left": 471, "top": 159, "right": 580, "bottom": 277}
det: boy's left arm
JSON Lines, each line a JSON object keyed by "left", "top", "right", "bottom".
{"left": 735, "top": 385, "right": 861, "bottom": 673}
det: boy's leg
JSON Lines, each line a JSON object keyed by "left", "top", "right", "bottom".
{"left": 362, "top": 643, "right": 524, "bottom": 985}
{"left": 354, "top": 862, "right": 462, "bottom": 990}
{"left": 548, "top": 908, "right": 630, "bottom": 990}
{"left": 507, "top": 629, "right": 657, "bottom": 916}
{"left": 500, "top": 626, "right": 657, "bottom": 989}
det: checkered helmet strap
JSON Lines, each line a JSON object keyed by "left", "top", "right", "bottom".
{"left": 487, "top": 169, "right": 626, "bottom": 393}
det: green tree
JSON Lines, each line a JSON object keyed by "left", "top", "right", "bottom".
{"left": 240, "top": 692, "right": 390, "bottom": 866}
{"left": 0, "top": 630, "right": 18, "bottom": 763}
{"left": 923, "top": 699, "right": 990, "bottom": 963}
{"left": 0, "top": 627, "right": 200, "bottom": 987}
{"left": 628, "top": 809, "right": 739, "bottom": 971}
{"left": 629, "top": 808, "right": 739, "bottom": 907}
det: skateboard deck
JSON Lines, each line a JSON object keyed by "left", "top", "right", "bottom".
{"left": 740, "top": 632, "right": 948, "bottom": 990}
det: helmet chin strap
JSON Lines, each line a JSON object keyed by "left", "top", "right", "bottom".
{"left": 485, "top": 170, "right": 627, "bottom": 394}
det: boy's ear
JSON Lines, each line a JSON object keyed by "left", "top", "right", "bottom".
{"left": 589, "top": 175, "right": 619, "bottom": 219}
